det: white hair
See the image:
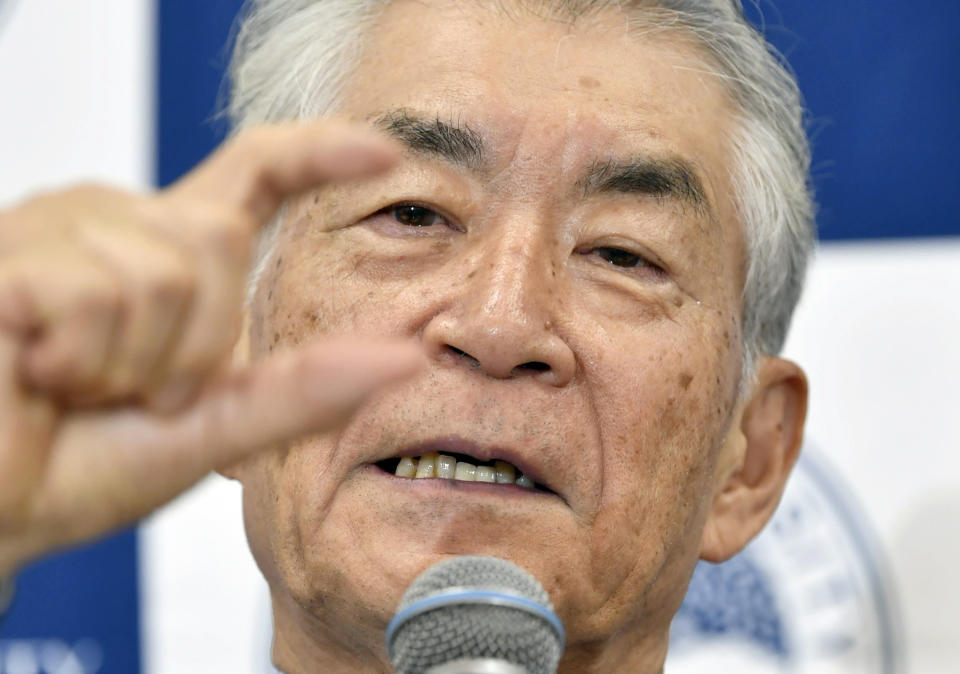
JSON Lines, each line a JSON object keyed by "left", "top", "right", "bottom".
{"left": 227, "top": 0, "right": 815, "bottom": 377}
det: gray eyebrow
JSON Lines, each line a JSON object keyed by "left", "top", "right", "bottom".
{"left": 581, "top": 157, "right": 708, "bottom": 213}
{"left": 372, "top": 109, "right": 709, "bottom": 215}
{"left": 374, "top": 109, "right": 485, "bottom": 170}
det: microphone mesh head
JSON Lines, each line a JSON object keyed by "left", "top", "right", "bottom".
{"left": 389, "top": 556, "right": 563, "bottom": 674}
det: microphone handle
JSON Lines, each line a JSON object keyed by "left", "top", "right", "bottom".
{"left": 425, "top": 659, "right": 528, "bottom": 674}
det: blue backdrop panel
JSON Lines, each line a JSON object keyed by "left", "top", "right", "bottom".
{"left": 156, "top": 0, "right": 960, "bottom": 239}
{"left": 0, "top": 531, "right": 141, "bottom": 674}
{"left": 157, "top": 0, "right": 243, "bottom": 188}
{"left": 742, "top": 0, "right": 960, "bottom": 239}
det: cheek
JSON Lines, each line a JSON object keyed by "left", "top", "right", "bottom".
{"left": 238, "top": 451, "right": 301, "bottom": 590}
{"left": 251, "top": 232, "right": 402, "bottom": 353}
{"left": 593, "top": 341, "right": 731, "bottom": 520}
{"left": 627, "top": 316, "right": 741, "bottom": 492}
{"left": 572, "top": 312, "right": 741, "bottom": 610}
{"left": 242, "top": 436, "right": 356, "bottom": 599}
{"left": 589, "top": 306, "right": 740, "bottom": 467}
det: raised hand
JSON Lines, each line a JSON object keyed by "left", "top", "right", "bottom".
{"left": 0, "top": 122, "right": 423, "bottom": 576}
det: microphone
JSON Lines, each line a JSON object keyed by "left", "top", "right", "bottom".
{"left": 386, "top": 556, "right": 565, "bottom": 674}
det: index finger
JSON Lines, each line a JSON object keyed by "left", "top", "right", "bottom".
{"left": 169, "top": 120, "right": 400, "bottom": 224}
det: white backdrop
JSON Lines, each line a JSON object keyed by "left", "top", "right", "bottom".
{"left": 781, "top": 239, "right": 960, "bottom": 673}
{"left": 0, "top": 0, "right": 153, "bottom": 206}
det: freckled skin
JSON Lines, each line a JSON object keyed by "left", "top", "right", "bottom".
{"left": 579, "top": 75, "right": 602, "bottom": 89}
{"left": 236, "top": 2, "right": 756, "bottom": 673}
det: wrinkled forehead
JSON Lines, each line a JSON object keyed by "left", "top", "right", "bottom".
{"left": 339, "top": 0, "right": 738, "bottom": 223}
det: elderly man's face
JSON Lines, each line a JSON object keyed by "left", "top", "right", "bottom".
{"left": 240, "top": 0, "right": 758, "bottom": 666}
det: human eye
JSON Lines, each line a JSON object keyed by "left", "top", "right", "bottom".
{"left": 390, "top": 203, "right": 447, "bottom": 228}
{"left": 595, "top": 246, "right": 644, "bottom": 268}
{"left": 361, "top": 201, "right": 461, "bottom": 237}
{"left": 586, "top": 245, "right": 666, "bottom": 278}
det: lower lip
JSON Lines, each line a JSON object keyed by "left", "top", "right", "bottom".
{"left": 363, "top": 464, "right": 562, "bottom": 502}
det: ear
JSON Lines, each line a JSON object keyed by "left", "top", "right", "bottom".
{"left": 217, "top": 310, "right": 252, "bottom": 482}
{"left": 699, "top": 356, "right": 808, "bottom": 562}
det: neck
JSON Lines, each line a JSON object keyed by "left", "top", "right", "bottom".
{"left": 556, "top": 621, "right": 669, "bottom": 674}
{"left": 271, "top": 588, "right": 393, "bottom": 673}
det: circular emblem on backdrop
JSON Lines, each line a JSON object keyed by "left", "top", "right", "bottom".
{"left": 667, "top": 446, "right": 904, "bottom": 673}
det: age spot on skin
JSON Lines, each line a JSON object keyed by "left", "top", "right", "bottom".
{"left": 679, "top": 373, "right": 694, "bottom": 390}
{"left": 579, "top": 75, "right": 601, "bottom": 89}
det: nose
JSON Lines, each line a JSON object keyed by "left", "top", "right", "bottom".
{"left": 421, "top": 226, "right": 577, "bottom": 387}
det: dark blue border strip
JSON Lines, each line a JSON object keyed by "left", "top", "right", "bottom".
{"left": 0, "top": 531, "right": 142, "bottom": 674}
{"left": 157, "top": 0, "right": 246, "bottom": 188}
{"left": 157, "top": 0, "right": 960, "bottom": 240}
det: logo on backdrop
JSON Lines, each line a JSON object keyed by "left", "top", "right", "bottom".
{"left": 0, "top": 638, "right": 102, "bottom": 674}
{"left": 666, "top": 446, "right": 903, "bottom": 673}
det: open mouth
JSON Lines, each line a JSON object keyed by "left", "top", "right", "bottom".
{"left": 375, "top": 452, "right": 556, "bottom": 495}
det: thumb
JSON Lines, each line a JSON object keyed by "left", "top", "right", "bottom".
{"left": 51, "top": 339, "right": 425, "bottom": 524}
{"left": 172, "top": 339, "right": 425, "bottom": 469}
{"left": 18, "top": 340, "right": 423, "bottom": 564}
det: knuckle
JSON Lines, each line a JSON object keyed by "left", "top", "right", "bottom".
{"left": 221, "top": 128, "right": 274, "bottom": 181}
{"left": 29, "top": 343, "right": 93, "bottom": 388}
{"left": 178, "top": 327, "right": 237, "bottom": 375}
{"left": 61, "top": 342, "right": 106, "bottom": 383}
{"left": 101, "top": 367, "right": 138, "bottom": 399}
{"left": 232, "top": 126, "right": 274, "bottom": 157}
{"left": 197, "top": 215, "right": 250, "bottom": 258}
{"left": 144, "top": 260, "right": 196, "bottom": 308}
{"left": 77, "top": 282, "right": 123, "bottom": 319}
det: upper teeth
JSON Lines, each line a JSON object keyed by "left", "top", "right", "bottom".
{"left": 395, "top": 452, "right": 535, "bottom": 489}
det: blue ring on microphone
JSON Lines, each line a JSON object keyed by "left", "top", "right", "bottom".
{"left": 386, "top": 588, "right": 566, "bottom": 657}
